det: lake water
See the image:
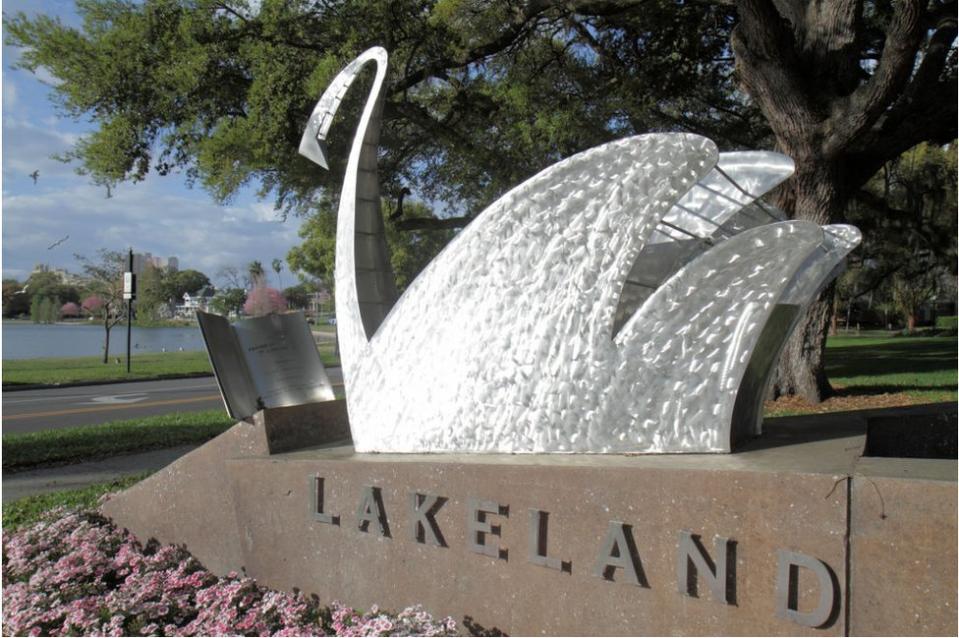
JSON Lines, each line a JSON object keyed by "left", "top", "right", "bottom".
{"left": 2, "top": 321, "right": 206, "bottom": 360}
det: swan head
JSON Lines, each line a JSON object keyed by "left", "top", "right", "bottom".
{"left": 298, "top": 46, "right": 389, "bottom": 171}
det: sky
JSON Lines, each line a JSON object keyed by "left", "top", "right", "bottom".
{"left": 1, "top": 0, "right": 302, "bottom": 288}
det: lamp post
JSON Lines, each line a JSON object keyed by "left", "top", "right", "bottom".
{"left": 124, "top": 248, "right": 136, "bottom": 373}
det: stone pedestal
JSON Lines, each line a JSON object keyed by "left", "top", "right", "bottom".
{"left": 101, "top": 404, "right": 957, "bottom": 636}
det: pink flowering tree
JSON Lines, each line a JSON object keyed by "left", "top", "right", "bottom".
{"left": 243, "top": 279, "right": 287, "bottom": 317}
{"left": 60, "top": 301, "right": 80, "bottom": 318}
{"left": 81, "top": 295, "right": 104, "bottom": 315}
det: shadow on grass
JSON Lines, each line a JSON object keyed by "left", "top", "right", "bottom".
{"left": 833, "top": 384, "right": 959, "bottom": 397}
{"left": 825, "top": 339, "right": 957, "bottom": 378}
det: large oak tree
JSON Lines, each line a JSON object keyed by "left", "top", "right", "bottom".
{"left": 7, "top": 0, "right": 956, "bottom": 400}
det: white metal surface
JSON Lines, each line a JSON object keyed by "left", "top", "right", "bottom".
{"left": 299, "top": 48, "right": 861, "bottom": 454}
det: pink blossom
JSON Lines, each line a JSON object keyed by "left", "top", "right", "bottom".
{"left": 81, "top": 296, "right": 104, "bottom": 315}
{"left": 243, "top": 284, "right": 287, "bottom": 317}
{"left": 3, "top": 508, "right": 456, "bottom": 637}
{"left": 60, "top": 302, "right": 80, "bottom": 318}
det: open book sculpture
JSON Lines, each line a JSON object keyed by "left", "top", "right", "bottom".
{"left": 197, "top": 310, "right": 335, "bottom": 420}
{"left": 299, "top": 47, "right": 860, "bottom": 454}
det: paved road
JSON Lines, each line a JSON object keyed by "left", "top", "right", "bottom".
{"left": 2, "top": 368, "right": 343, "bottom": 434}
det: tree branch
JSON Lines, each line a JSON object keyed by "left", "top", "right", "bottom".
{"left": 390, "top": 1, "right": 553, "bottom": 95}
{"left": 825, "top": 0, "right": 925, "bottom": 155}
{"left": 731, "top": 1, "right": 818, "bottom": 152}
{"left": 393, "top": 216, "right": 472, "bottom": 231}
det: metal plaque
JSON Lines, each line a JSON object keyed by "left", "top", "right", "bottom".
{"left": 197, "top": 310, "right": 335, "bottom": 420}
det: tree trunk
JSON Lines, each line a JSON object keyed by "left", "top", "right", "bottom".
{"left": 769, "top": 160, "right": 845, "bottom": 403}
{"left": 730, "top": 0, "right": 956, "bottom": 402}
{"left": 102, "top": 318, "right": 111, "bottom": 364}
{"left": 769, "top": 284, "right": 836, "bottom": 401}
{"left": 907, "top": 314, "right": 917, "bottom": 331}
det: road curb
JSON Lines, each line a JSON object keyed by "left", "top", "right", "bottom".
{"left": 2, "top": 372, "right": 215, "bottom": 393}
{"left": 2, "top": 365, "right": 342, "bottom": 393}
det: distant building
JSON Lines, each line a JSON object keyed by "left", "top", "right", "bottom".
{"left": 132, "top": 253, "right": 180, "bottom": 277}
{"left": 30, "top": 263, "right": 84, "bottom": 286}
{"left": 177, "top": 285, "right": 216, "bottom": 318}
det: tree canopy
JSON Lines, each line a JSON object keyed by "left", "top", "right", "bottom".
{"left": 5, "top": 0, "right": 771, "bottom": 219}
{"left": 6, "top": 0, "right": 957, "bottom": 398}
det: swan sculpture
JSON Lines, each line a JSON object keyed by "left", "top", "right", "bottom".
{"left": 298, "top": 47, "right": 860, "bottom": 454}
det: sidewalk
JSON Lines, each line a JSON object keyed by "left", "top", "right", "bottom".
{"left": 2, "top": 445, "right": 198, "bottom": 504}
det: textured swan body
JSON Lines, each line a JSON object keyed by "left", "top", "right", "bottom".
{"left": 299, "top": 47, "right": 861, "bottom": 454}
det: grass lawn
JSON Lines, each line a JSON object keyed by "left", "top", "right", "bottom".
{"left": 2, "top": 344, "right": 340, "bottom": 387}
{"left": 2, "top": 473, "right": 149, "bottom": 531}
{"left": 765, "top": 334, "right": 957, "bottom": 416}
{"left": 2, "top": 410, "right": 235, "bottom": 472}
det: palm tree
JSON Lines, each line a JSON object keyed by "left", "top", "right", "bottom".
{"left": 248, "top": 260, "right": 265, "bottom": 286}
{"left": 272, "top": 258, "right": 283, "bottom": 289}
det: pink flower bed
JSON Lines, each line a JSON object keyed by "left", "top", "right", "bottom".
{"left": 2, "top": 509, "right": 457, "bottom": 637}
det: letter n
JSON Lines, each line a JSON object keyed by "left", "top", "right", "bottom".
{"left": 677, "top": 530, "right": 735, "bottom": 604}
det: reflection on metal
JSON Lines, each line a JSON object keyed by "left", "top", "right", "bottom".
{"left": 730, "top": 224, "right": 863, "bottom": 440}
{"left": 298, "top": 47, "right": 398, "bottom": 350}
{"left": 298, "top": 47, "right": 861, "bottom": 454}
{"left": 197, "top": 311, "right": 334, "bottom": 420}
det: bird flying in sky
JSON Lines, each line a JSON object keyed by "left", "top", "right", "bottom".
{"left": 47, "top": 235, "right": 69, "bottom": 250}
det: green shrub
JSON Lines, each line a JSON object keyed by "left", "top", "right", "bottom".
{"left": 935, "top": 315, "right": 958, "bottom": 329}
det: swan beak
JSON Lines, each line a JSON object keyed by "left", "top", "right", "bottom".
{"left": 298, "top": 130, "right": 330, "bottom": 171}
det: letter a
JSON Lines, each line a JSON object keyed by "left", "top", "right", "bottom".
{"left": 356, "top": 486, "right": 390, "bottom": 537}
{"left": 592, "top": 521, "right": 647, "bottom": 586}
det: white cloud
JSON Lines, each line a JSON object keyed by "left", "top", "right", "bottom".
{"left": 3, "top": 80, "right": 18, "bottom": 110}
{"left": 0, "top": 4, "right": 306, "bottom": 288}
{"left": 2, "top": 114, "right": 83, "bottom": 183}
{"left": 31, "top": 66, "right": 62, "bottom": 87}
{"left": 2, "top": 177, "right": 306, "bottom": 284}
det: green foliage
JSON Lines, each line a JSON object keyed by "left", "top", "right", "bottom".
{"left": 839, "top": 142, "right": 958, "bottom": 326}
{"left": 288, "top": 197, "right": 454, "bottom": 292}
{"left": 169, "top": 269, "right": 212, "bottom": 298}
{"left": 3, "top": 1, "right": 760, "bottom": 220}
{"left": 25, "top": 270, "right": 81, "bottom": 305}
{"left": 282, "top": 282, "right": 311, "bottom": 309}
{"left": 935, "top": 316, "right": 958, "bottom": 329}
{"left": 2, "top": 474, "right": 149, "bottom": 531}
{"left": 134, "top": 263, "right": 167, "bottom": 321}
{"left": 30, "top": 296, "right": 60, "bottom": 324}
{"left": 3, "top": 279, "right": 32, "bottom": 317}
{"left": 248, "top": 260, "right": 265, "bottom": 281}
{"left": 6, "top": 271, "right": 81, "bottom": 320}
{"left": 2, "top": 346, "right": 339, "bottom": 387}
{"left": 2, "top": 351, "right": 213, "bottom": 386}
{"left": 136, "top": 266, "right": 212, "bottom": 321}
{"left": 3, "top": 410, "right": 234, "bottom": 472}
{"left": 209, "top": 287, "right": 246, "bottom": 315}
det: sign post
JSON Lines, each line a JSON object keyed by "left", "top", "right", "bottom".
{"left": 124, "top": 249, "right": 136, "bottom": 373}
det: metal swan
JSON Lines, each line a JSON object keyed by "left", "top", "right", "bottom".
{"left": 299, "top": 47, "right": 860, "bottom": 454}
